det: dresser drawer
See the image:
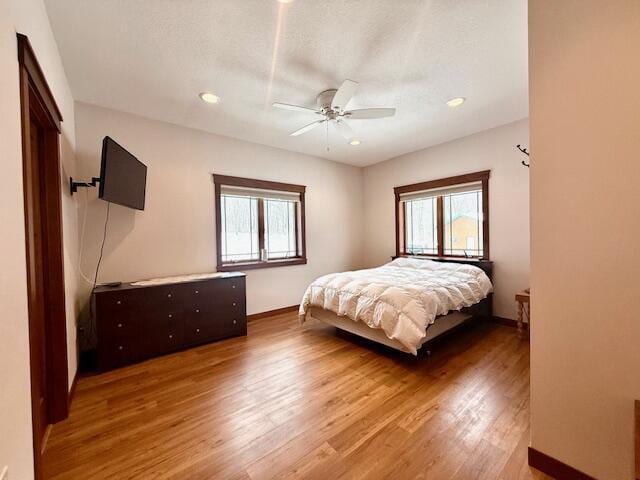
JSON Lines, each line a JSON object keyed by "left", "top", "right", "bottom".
{"left": 214, "top": 302, "right": 246, "bottom": 321}
{"left": 165, "top": 321, "right": 184, "bottom": 350}
{"left": 219, "top": 315, "right": 246, "bottom": 339}
{"left": 191, "top": 278, "right": 245, "bottom": 306}
{"left": 95, "top": 289, "right": 143, "bottom": 320}
{"left": 184, "top": 315, "right": 218, "bottom": 345}
{"left": 97, "top": 338, "right": 138, "bottom": 370}
{"left": 177, "top": 283, "right": 210, "bottom": 303}
{"left": 137, "top": 285, "right": 189, "bottom": 314}
{"left": 185, "top": 300, "right": 243, "bottom": 319}
{"left": 95, "top": 287, "right": 179, "bottom": 318}
{"left": 144, "top": 315, "right": 184, "bottom": 356}
{"left": 221, "top": 277, "right": 245, "bottom": 301}
{"left": 98, "top": 315, "right": 139, "bottom": 338}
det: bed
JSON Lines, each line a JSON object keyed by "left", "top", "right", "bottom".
{"left": 299, "top": 256, "right": 494, "bottom": 355}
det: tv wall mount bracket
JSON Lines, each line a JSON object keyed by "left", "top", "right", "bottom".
{"left": 70, "top": 176, "right": 100, "bottom": 195}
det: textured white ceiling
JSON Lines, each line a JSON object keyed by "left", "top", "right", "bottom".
{"left": 44, "top": 0, "right": 528, "bottom": 167}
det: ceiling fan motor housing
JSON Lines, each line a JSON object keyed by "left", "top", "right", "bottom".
{"left": 317, "top": 89, "right": 338, "bottom": 113}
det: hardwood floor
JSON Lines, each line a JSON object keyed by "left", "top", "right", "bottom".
{"left": 44, "top": 313, "right": 550, "bottom": 480}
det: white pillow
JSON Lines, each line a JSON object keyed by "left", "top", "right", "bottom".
{"left": 387, "top": 257, "right": 437, "bottom": 269}
{"left": 387, "top": 258, "right": 486, "bottom": 279}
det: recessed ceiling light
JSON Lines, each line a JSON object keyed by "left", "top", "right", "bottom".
{"left": 446, "top": 97, "right": 465, "bottom": 108}
{"left": 199, "top": 92, "right": 220, "bottom": 104}
{"left": 349, "top": 139, "right": 361, "bottom": 146}
{"left": 277, "top": 0, "right": 294, "bottom": 3}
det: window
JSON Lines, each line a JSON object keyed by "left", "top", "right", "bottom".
{"left": 220, "top": 195, "right": 259, "bottom": 263}
{"left": 264, "top": 199, "right": 298, "bottom": 259}
{"left": 404, "top": 197, "right": 438, "bottom": 255}
{"left": 214, "top": 174, "right": 306, "bottom": 271}
{"left": 443, "top": 189, "right": 483, "bottom": 257}
{"left": 395, "top": 170, "right": 489, "bottom": 259}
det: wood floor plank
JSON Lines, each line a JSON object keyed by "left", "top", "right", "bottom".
{"left": 274, "top": 442, "right": 348, "bottom": 480}
{"left": 44, "top": 314, "right": 550, "bottom": 479}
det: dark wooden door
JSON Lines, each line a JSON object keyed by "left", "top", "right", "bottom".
{"left": 18, "top": 33, "right": 70, "bottom": 479}
{"left": 27, "top": 116, "right": 50, "bottom": 454}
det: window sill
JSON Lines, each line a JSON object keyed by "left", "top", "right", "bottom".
{"left": 217, "top": 257, "right": 307, "bottom": 272}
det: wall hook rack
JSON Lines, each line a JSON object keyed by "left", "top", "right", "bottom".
{"left": 516, "top": 144, "right": 530, "bottom": 167}
{"left": 70, "top": 176, "right": 101, "bottom": 195}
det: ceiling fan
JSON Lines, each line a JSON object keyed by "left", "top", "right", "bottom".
{"left": 272, "top": 80, "right": 396, "bottom": 142}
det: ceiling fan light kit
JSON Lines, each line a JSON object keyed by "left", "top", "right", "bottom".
{"left": 273, "top": 79, "right": 396, "bottom": 145}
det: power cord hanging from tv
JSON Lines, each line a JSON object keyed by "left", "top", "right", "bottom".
{"left": 89, "top": 201, "right": 111, "bottom": 334}
{"left": 77, "top": 189, "right": 96, "bottom": 286}
{"left": 80, "top": 201, "right": 111, "bottom": 352}
{"left": 92, "top": 201, "right": 111, "bottom": 293}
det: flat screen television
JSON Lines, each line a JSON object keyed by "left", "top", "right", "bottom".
{"left": 99, "top": 136, "right": 147, "bottom": 210}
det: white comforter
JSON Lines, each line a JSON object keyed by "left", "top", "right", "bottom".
{"left": 299, "top": 257, "right": 493, "bottom": 354}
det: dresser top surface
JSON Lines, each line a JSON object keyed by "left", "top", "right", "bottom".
{"left": 94, "top": 271, "right": 245, "bottom": 294}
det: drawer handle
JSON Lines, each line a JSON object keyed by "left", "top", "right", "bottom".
{"left": 168, "top": 314, "right": 173, "bottom": 318}
{"left": 117, "top": 323, "right": 123, "bottom": 328}
{"left": 196, "top": 328, "right": 200, "bottom": 333}
{"left": 233, "top": 320, "right": 237, "bottom": 325}
{"left": 167, "top": 293, "right": 172, "bottom": 298}
{"left": 169, "top": 334, "right": 173, "bottom": 339}
{"left": 232, "top": 302, "right": 236, "bottom": 306}
{"left": 116, "top": 300, "right": 122, "bottom": 305}
{"left": 195, "top": 290, "right": 199, "bottom": 294}
{"left": 195, "top": 309, "right": 200, "bottom": 313}
{"left": 232, "top": 285, "right": 236, "bottom": 289}
{"left": 118, "top": 345, "right": 124, "bottom": 351}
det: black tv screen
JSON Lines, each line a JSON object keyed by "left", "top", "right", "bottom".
{"left": 99, "top": 136, "right": 147, "bottom": 210}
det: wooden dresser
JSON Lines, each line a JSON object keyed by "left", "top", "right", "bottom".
{"left": 92, "top": 272, "right": 246, "bottom": 371}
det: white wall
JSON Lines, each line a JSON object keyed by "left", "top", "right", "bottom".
{"left": 0, "top": 0, "right": 81, "bottom": 478}
{"left": 362, "top": 119, "right": 530, "bottom": 320}
{"left": 74, "top": 102, "right": 364, "bottom": 315}
{"left": 529, "top": 1, "right": 640, "bottom": 479}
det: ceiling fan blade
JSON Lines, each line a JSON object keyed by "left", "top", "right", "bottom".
{"left": 290, "top": 119, "right": 326, "bottom": 137}
{"left": 273, "top": 102, "right": 320, "bottom": 114}
{"left": 331, "top": 80, "right": 358, "bottom": 110}
{"left": 332, "top": 119, "right": 355, "bottom": 140}
{"left": 345, "top": 108, "right": 396, "bottom": 119}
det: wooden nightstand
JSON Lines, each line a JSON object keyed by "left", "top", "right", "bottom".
{"left": 515, "top": 289, "right": 530, "bottom": 338}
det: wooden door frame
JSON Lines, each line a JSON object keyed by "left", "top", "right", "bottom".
{"left": 17, "top": 33, "right": 69, "bottom": 477}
